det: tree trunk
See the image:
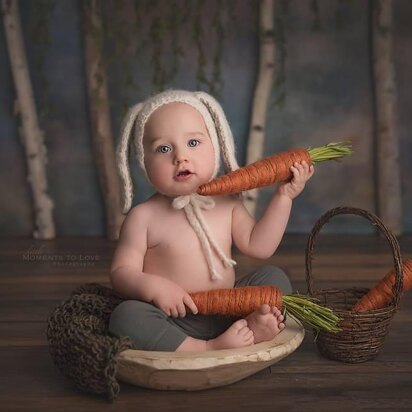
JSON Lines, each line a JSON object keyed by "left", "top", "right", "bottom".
{"left": 82, "top": 0, "right": 124, "bottom": 240}
{"left": 244, "top": 0, "right": 276, "bottom": 216}
{"left": 372, "top": 0, "right": 402, "bottom": 235}
{"left": 2, "top": 0, "right": 55, "bottom": 239}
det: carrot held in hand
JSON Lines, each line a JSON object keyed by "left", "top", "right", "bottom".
{"left": 190, "top": 286, "right": 282, "bottom": 317}
{"left": 353, "top": 259, "right": 412, "bottom": 313}
{"left": 189, "top": 285, "right": 342, "bottom": 333}
{"left": 197, "top": 142, "right": 352, "bottom": 196}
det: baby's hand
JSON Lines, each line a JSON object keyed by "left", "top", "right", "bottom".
{"left": 151, "top": 278, "right": 198, "bottom": 318}
{"left": 277, "top": 161, "right": 314, "bottom": 200}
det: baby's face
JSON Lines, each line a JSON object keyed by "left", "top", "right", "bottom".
{"left": 143, "top": 102, "right": 216, "bottom": 197}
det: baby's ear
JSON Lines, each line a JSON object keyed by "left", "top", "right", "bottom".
{"left": 117, "top": 102, "right": 144, "bottom": 214}
{"left": 194, "top": 92, "right": 239, "bottom": 174}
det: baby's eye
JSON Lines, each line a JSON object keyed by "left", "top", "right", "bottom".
{"left": 156, "top": 145, "right": 171, "bottom": 154}
{"left": 188, "top": 139, "right": 200, "bottom": 147}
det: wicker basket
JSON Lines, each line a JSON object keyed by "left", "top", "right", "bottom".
{"left": 305, "top": 207, "right": 403, "bottom": 363}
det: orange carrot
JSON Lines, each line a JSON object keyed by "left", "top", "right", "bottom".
{"left": 197, "top": 142, "right": 352, "bottom": 196}
{"left": 189, "top": 285, "right": 342, "bottom": 333}
{"left": 353, "top": 259, "right": 412, "bottom": 313}
{"left": 190, "top": 286, "right": 282, "bottom": 317}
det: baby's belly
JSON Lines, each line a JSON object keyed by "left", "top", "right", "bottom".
{"left": 143, "top": 247, "right": 236, "bottom": 293}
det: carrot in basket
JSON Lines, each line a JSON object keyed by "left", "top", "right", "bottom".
{"left": 189, "top": 285, "right": 342, "bottom": 333}
{"left": 197, "top": 142, "right": 352, "bottom": 196}
{"left": 352, "top": 259, "right": 412, "bottom": 313}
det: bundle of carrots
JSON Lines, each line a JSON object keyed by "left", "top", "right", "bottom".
{"left": 189, "top": 285, "right": 341, "bottom": 333}
{"left": 197, "top": 142, "right": 352, "bottom": 196}
{"left": 353, "top": 259, "right": 412, "bottom": 312}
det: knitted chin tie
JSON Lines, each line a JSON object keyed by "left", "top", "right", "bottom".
{"left": 172, "top": 193, "right": 237, "bottom": 280}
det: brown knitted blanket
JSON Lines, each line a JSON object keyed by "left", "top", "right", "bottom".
{"left": 46, "top": 283, "right": 132, "bottom": 400}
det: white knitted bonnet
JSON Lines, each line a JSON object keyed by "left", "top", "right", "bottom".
{"left": 117, "top": 89, "right": 240, "bottom": 280}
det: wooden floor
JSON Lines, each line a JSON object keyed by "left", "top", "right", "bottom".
{"left": 1, "top": 235, "right": 412, "bottom": 411}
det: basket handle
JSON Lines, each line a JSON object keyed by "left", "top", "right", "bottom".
{"left": 305, "top": 206, "right": 403, "bottom": 308}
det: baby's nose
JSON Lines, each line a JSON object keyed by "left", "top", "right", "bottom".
{"left": 174, "top": 149, "right": 189, "bottom": 164}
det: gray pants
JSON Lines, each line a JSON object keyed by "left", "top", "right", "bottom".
{"left": 109, "top": 266, "right": 292, "bottom": 352}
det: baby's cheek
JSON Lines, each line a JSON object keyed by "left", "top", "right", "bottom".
{"left": 146, "top": 162, "right": 171, "bottom": 188}
{"left": 146, "top": 157, "right": 165, "bottom": 174}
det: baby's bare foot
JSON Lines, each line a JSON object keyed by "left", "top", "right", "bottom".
{"left": 246, "top": 304, "right": 285, "bottom": 344}
{"left": 206, "top": 319, "right": 254, "bottom": 350}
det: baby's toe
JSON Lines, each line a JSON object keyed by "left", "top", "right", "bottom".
{"left": 239, "top": 325, "right": 252, "bottom": 335}
{"left": 233, "top": 319, "right": 248, "bottom": 330}
{"left": 272, "top": 307, "right": 281, "bottom": 316}
{"left": 245, "top": 334, "right": 254, "bottom": 345}
{"left": 245, "top": 330, "right": 254, "bottom": 340}
{"left": 279, "top": 322, "right": 285, "bottom": 330}
{"left": 258, "top": 304, "right": 271, "bottom": 315}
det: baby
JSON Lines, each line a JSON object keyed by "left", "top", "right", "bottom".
{"left": 109, "top": 90, "right": 314, "bottom": 352}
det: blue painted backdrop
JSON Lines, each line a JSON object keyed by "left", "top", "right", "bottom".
{"left": 0, "top": 0, "right": 411, "bottom": 236}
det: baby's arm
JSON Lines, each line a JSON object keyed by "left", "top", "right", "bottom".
{"left": 110, "top": 205, "right": 198, "bottom": 318}
{"left": 232, "top": 161, "right": 314, "bottom": 259}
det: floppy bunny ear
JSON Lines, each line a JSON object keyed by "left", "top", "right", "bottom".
{"left": 195, "top": 92, "right": 239, "bottom": 174}
{"left": 116, "top": 103, "right": 143, "bottom": 214}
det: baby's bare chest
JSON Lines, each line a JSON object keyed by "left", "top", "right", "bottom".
{"left": 147, "top": 206, "right": 232, "bottom": 254}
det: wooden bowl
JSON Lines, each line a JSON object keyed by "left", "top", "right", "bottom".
{"left": 116, "top": 317, "right": 304, "bottom": 390}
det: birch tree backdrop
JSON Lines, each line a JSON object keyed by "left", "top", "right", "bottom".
{"left": 0, "top": 0, "right": 411, "bottom": 237}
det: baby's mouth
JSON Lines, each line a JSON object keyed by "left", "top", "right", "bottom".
{"left": 174, "top": 169, "right": 194, "bottom": 181}
{"left": 177, "top": 170, "right": 191, "bottom": 176}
